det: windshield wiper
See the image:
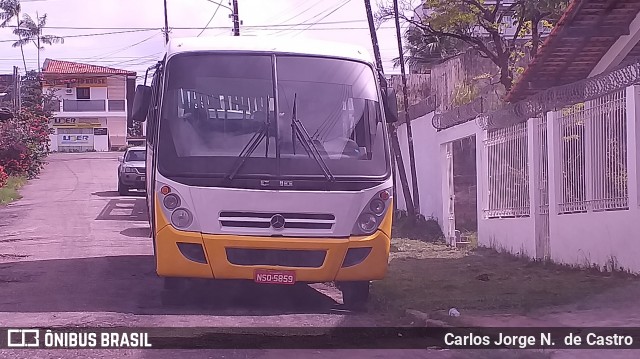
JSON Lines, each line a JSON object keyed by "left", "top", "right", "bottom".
{"left": 290, "top": 94, "right": 335, "bottom": 182}
{"left": 226, "top": 112, "right": 271, "bottom": 180}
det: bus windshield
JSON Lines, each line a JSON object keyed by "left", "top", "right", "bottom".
{"left": 157, "top": 53, "right": 389, "bottom": 180}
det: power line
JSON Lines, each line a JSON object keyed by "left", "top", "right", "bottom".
{"left": 257, "top": 0, "right": 320, "bottom": 25}
{"left": 198, "top": 0, "right": 223, "bottom": 37}
{"left": 0, "top": 24, "right": 397, "bottom": 44}
{"left": 0, "top": 56, "right": 160, "bottom": 61}
{"left": 83, "top": 32, "right": 163, "bottom": 61}
{"left": 291, "top": 0, "right": 355, "bottom": 38}
{"left": 276, "top": 1, "right": 350, "bottom": 36}
{"left": 0, "top": 29, "right": 157, "bottom": 43}
{"left": 1, "top": 19, "right": 373, "bottom": 31}
{"left": 267, "top": 0, "right": 326, "bottom": 36}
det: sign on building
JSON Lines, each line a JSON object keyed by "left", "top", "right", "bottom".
{"left": 44, "top": 77, "right": 108, "bottom": 87}
{"left": 60, "top": 135, "right": 91, "bottom": 144}
{"left": 52, "top": 117, "right": 102, "bottom": 127}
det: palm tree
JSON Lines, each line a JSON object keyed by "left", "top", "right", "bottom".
{"left": 13, "top": 12, "right": 64, "bottom": 73}
{"left": 392, "top": 26, "right": 465, "bottom": 72}
{"left": 0, "top": 0, "right": 27, "bottom": 72}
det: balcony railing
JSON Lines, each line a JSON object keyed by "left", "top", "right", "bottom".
{"left": 59, "top": 99, "right": 126, "bottom": 113}
{"left": 108, "top": 100, "right": 125, "bottom": 112}
{"left": 63, "top": 100, "right": 105, "bottom": 112}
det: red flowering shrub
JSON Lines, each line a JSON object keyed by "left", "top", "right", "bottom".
{"left": 0, "top": 71, "right": 52, "bottom": 179}
{"left": 0, "top": 108, "right": 51, "bottom": 179}
{"left": 0, "top": 164, "right": 8, "bottom": 188}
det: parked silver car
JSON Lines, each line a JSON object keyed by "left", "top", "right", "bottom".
{"left": 117, "top": 146, "right": 146, "bottom": 195}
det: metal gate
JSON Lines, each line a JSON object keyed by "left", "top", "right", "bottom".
{"left": 445, "top": 142, "right": 456, "bottom": 246}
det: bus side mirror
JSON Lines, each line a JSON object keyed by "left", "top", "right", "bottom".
{"left": 132, "top": 85, "right": 152, "bottom": 123}
{"left": 384, "top": 87, "right": 399, "bottom": 123}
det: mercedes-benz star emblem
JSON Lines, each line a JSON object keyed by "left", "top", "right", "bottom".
{"left": 270, "top": 214, "right": 286, "bottom": 230}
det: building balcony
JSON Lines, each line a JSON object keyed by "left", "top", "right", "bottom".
{"left": 47, "top": 99, "right": 127, "bottom": 116}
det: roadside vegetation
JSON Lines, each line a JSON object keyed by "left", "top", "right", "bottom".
{"left": 0, "top": 175, "right": 26, "bottom": 204}
{"left": 0, "top": 71, "right": 54, "bottom": 205}
{"left": 371, "top": 236, "right": 637, "bottom": 317}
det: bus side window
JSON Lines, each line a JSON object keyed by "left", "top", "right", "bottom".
{"left": 146, "top": 70, "right": 162, "bottom": 145}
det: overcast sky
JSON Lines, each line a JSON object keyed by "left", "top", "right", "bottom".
{"left": 0, "top": 0, "right": 415, "bottom": 79}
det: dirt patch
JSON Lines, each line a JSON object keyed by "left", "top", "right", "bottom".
{"left": 0, "top": 254, "right": 29, "bottom": 259}
{"left": 0, "top": 237, "right": 35, "bottom": 243}
{"left": 370, "top": 238, "right": 636, "bottom": 317}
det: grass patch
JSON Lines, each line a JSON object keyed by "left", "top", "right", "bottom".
{"left": 370, "top": 238, "right": 636, "bottom": 316}
{"left": 391, "top": 211, "right": 445, "bottom": 242}
{"left": 0, "top": 176, "right": 27, "bottom": 205}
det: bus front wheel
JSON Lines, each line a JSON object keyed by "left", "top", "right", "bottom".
{"left": 338, "top": 281, "right": 370, "bottom": 311}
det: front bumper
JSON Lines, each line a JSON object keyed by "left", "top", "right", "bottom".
{"left": 155, "top": 226, "right": 391, "bottom": 282}
{"left": 120, "top": 172, "right": 146, "bottom": 188}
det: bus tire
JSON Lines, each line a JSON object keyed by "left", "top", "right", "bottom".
{"left": 339, "top": 281, "right": 370, "bottom": 311}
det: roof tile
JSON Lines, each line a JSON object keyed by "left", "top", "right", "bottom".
{"left": 42, "top": 59, "right": 136, "bottom": 76}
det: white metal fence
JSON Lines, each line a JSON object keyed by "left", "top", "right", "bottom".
{"left": 484, "top": 121, "right": 530, "bottom": 218}
{"left": 555, "top": 89, "right": 628, "bottom": 214}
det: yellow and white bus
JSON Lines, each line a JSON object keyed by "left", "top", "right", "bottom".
{"left": 131, "top": 36, "right": 399, "bottom": 308}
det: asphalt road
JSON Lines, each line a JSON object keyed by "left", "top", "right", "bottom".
{"left": 0, "top": 152, "right": 634, "bottom": 359}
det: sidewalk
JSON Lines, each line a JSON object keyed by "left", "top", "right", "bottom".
{"left": 407, "top": 281, "right": 640, "bottom": 359}
{"left": 426, "top": 279, "right": 640, "bottom": 327}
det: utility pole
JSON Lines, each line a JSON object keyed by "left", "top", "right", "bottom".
{"left": 163, "top": 0, "right": 170, "bottom": 43}
{"left": 364, "top": 0, "right": 414, "bottom": 218}
{"left": 232, "top": 0, "right": 240, "bottom": 36}
{"left": 393, "top": 0, "right": 421, "bottom": 217}
{"left": 12, "top": 66, "right": 20, "bottom": 113}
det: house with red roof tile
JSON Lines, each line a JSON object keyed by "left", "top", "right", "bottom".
{"left": 42, "top": 59, "right": 137, "bottom": 151}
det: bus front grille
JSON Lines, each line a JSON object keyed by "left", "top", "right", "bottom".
{"left": 219, "top": 211, "right": 335, "bottom": 230}
{"left": 225, "top": 248, "right": 326, "bottom": 268}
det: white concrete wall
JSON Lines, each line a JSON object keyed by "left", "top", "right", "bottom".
{"left": 543, "top": 85, "right": 640, "bottom": 271}
{"left": 394, "top": 113, "right": 444, "bottom": 223}
{"left": 548, "top": 210, "right": 640, "bottom": 270}
{"left": 49, "top": 134, "right": 58, "bottom": 152}
{"left": 479, "top": 217, "right": 537, "bottom": 256}
{"left": 90, "top": 87, "right": 107, "bottom": 100}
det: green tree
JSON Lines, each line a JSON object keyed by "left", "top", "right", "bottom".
{"left": 391, "top": 25, "right": 464, "bottom": 72}
{"left": 13, "top": 12, "right": 64, "bottom": 72}
{"left": 0, "top": 0, "right": 27, "bottom": 72}
{"left": 378, "top": 0, "right": 568, "bottom": 92}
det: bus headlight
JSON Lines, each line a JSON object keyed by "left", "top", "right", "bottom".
{"left": 357, "top": 213, "right": 378, "bottom": 234}
{"left": 351, "top": 187, "right": 393, "bottom": 236}
{"left": 171, "top": 208, "right": 193, "bottom": 228}
{"left": 163, "top": 193, "right": 181, "bottom": 210}
{"left": 370, "top": 199, "right": 385, "bottom": 215}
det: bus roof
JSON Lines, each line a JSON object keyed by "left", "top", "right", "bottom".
{"left": 164, "top": 36, "right": 375, "bottom": 65}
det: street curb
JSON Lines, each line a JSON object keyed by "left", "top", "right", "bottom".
{"left": 406, "top": 310, "right": 553, "bottom": 351}
{"left": 405, "top": 309, "right": 453, "bottom": 328}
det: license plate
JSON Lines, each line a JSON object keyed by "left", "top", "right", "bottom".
{"left": 254, "top": 269, "right": 296, "bottom": 285}
{"left": 140, "top": 176, "right": 145, "bottom": 182}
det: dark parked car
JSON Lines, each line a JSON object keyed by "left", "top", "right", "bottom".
{"left": 118, "top": 146, "right": 146, "bottom": 195}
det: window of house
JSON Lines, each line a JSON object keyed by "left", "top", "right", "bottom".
{"left": 76, "top": 87, "right": 91, "bottom": 100}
